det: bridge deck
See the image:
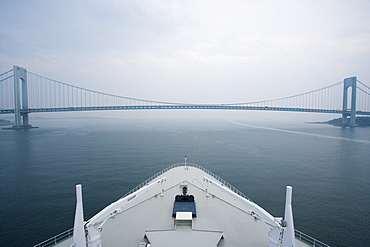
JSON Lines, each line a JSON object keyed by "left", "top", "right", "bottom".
{"left": 1, "top": 106, "right": 369, "bottom": 115}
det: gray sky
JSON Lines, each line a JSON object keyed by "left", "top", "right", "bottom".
{"left": 1, "top": 0, "right": 369, "bottom": 120}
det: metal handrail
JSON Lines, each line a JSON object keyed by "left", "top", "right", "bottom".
{"left": 33, "top": 228, "right": 73, "bottom": 247}
{"left": 121, "top": 163, "right": 254, "bottom": 202}
{"left": 295, "top": 229, "right": 330, "bottom": 247}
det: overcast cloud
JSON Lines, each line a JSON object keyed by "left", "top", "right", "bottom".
{"left": 1, "top": 0, "right": 369, "bottom": 120}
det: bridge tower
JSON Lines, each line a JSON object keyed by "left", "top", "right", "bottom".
{"left": 13, "top": 66, "right": 33, "bottom": 129}
{"left": 342, "top": 76, "right": 357, "bottom": 127}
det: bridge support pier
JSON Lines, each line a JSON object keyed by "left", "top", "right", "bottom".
{"left": 342, "top": 77, "right": 357, "bottom": 127}
{"left": 12, "top": 66, "right": 35, "bottom": 129}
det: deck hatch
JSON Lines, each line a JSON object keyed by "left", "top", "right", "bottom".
{"left": 172, "top": 195, "right": 196, "bottom": 218}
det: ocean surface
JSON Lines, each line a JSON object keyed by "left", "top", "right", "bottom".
{"left": 0, "top": 118, "right": 369, "bottom": 247}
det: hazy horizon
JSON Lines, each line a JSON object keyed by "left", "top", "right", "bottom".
{"left": 1, "top": 0, "right": 369, "bottom": 122}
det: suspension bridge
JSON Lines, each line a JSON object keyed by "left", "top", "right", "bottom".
{"left": 1, "top": 66, "right": 369, "bottom": 129}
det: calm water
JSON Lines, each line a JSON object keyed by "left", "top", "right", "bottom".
{"left": 0, "top": 118, "right": 369, "bottom": 247}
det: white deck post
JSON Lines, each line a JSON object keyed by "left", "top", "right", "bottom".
{"left": 282, "top": 186, "right": 296, "bottom": 247}
{"left": 71, "top": 184, "right": 86, "bottom": 247}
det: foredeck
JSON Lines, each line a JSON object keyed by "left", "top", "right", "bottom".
{"left": 37, "top": 164, "right": 329, "bottom": 247}
{"left": 93, "top": 165, "right": 266, "bottom": 246}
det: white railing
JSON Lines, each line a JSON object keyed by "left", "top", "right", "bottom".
{"left": 33, "top": 228, "right": 73, "bottom": 247}
{"left": 121, "top": 162, "right": 254, "bottom": 202}
{"left": 295, "top": 229, "right": 330, "bottom": 247}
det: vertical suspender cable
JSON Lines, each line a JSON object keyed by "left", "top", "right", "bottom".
{"left": 0, "top": 79, "right": 3, "bottom": 107}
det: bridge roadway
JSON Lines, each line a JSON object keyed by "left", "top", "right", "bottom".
{"left": 1, "top": 105, "right": 370, "bottom": 115}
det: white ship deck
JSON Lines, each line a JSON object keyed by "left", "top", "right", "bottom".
{"left": 36, "top": 164, "right": 329, "bottom": 247}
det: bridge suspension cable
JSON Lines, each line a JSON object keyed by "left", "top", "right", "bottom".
{"left": 228, "top": 81, "right": 344, "bottom": 111}
{"left": 27, "top": 71, "right": 348, "bottom": 112}
{"left": 357, "top": 80, "right": 370, "bottom": 113}
{"left": 27, "top": 72, "right": 181, "bottom": 110}
{"left": 0, "top": 69, "right": 14, "bottom": 82}
{"left": 0, "top": 69, "right": 14, "bottom": 110}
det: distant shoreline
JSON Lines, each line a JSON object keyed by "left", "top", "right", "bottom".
{"left": 0, "top": 119, "right": 13, "bottom": 126}
{"left": 310, "top": 116, "right": 370, "bottom": 126}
